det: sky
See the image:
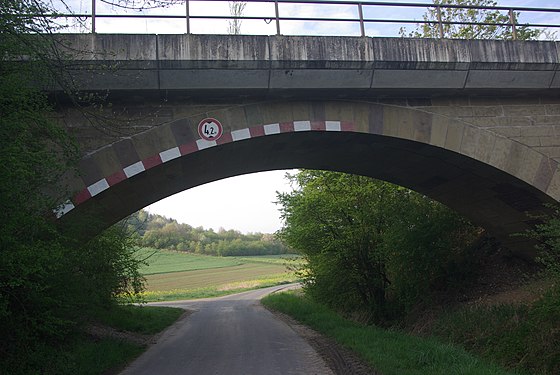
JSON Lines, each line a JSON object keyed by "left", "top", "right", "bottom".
{"left": 55, "top": 0, "right": 560, "bottom": 233}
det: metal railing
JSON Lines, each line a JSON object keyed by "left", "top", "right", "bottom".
{"left": 50, "top": 0, "right": 560, "bottom": 39}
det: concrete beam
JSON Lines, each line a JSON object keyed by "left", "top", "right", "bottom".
{"left": 51, "top": 34, "right": 560, "bottom": 97}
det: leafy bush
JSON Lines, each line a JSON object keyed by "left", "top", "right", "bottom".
{"left": 0, "top": 1, "right": 146, "bottom": 369}
{"left": 276, "top": 170, "right": 480, "bottom": 322}
{"left": 429, "top": 290, "right": 560, "bottom": 374}
{"left": 523, "top": 204, "right": 560, "bottom": 284}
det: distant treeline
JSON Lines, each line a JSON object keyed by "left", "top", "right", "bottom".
{"left": 126, "top": 210, "right": 294, "bottom": 256}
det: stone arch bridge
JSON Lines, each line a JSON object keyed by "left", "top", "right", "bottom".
{"left": 52, "top": 34, "right": 560, "bottom": 256}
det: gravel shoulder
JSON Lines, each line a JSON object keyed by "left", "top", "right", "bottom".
{"left": 264, "top": 306, "right": 379, "bottom": 375}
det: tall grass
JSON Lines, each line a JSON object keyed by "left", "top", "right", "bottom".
{"left": 262, "top": 292, "right": 514, "bottom": 375}
{"left": 428, "top": 289, "right": 560, "bottom": 375}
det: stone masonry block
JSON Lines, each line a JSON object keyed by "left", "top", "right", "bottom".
{"left": 545, "top": 104, "right": 560, "bottom": 115}
{"left": 504, "top": 142, "right": 528, "bottom": 179}
{"left": 169, "top": 118, "right": 199, "bottom": 146}
{"left": 350, "top": 103, "right": 372, "bottom": 133}
{"left": 474, "top": 130, "right": 497, "bottom": 164}
{"left": 243, "top": 104, "right": 264, "bottom": 128}
{"left": 444, "top": 121, "right": 464, "bottom": 153}
{"left": 397, "top": 113, "right": 414, "bottom": 140}
{"left": 489, "top": 137, "right": 514, "bottom": 171}
{"left": 546, "top": 170, "right": 560, "bottom": 200}
{"left": 291, "top": 102, "right": 313, "bottom": 122}
{"left": 429, "top": 116, "right": 449, "bottom": 148}
{"left": 92, "top": 148, "right": 123, "bottom": 178}
{"left": 468, "top": 117, "right": 531, "bottom": 127}
{"left": 517, "top": 148, "right": 542, "bottom": 184}
{"left": 324, "top": 102, "right": 355, "bottom": 123}
{"left": 471, "top": 106, "right": 504, "bottom": 117}
{"left": 502, "top": 105, "right": 546, "bottom": 117}
{"left": 539, "top": 137, "right": 560, "bottom": 147}
{"left": 511, "top": 137, "right": 541, "bottom": 147}
{"left": 460, "top": 126, "right": 480, "bottom": 158}
{"left": 520, "top": 126, "right": 556, "bottom": 137}
{"left": 223, "top": 106, "right": 248, "bottom": 133}
{"left": 259, "top": 102, "right": 294, "bottom": 124}
{"left": 533, "top": 115, "right": 560, "bottom": 126}
{"left": 368, "top": 104, "right": 384, "bottom": 135}
{"left": 535, "top": 146, "right": 560, "bottom": 159}
{"left": 533, "top": 157, "right": 557, "bottom": 193}
{"left": 381, "top": 106, "right": 400, "bottom": 138}
{"left": 412, "top": 111, "right": 433, "bottom": 143}
{"left": 425, "top": 106, "right": 474, "bottom": 118}
{"left": 487, "top": 127, "right": 522, "bottom": 138}
{"left": 132, "top": 124, "right": 177, "bottom": 160}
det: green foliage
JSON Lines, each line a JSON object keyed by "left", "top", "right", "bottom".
{"left": 93, "top": 305, "right": 184, "bottom": 335}
{"left": 70, "top": 224, "right": 147, "bottom": 306}
{"left": 522, "top": 204, "right": 560, "bottom": 283}
{"left": 2, "top": 336, "right": 144, "bottom": 375}
{"left": 276, "top": 170, "right": 479, "bottom": 322}
{"left": 401, "top": 0, "right": 541, "bottom": 40}
{"left": 1, "top": 305, "right": 183, "bottom": 375}
{"left": 277, "top": 171, "right": 399, "bottom": 320}
{"left": 428, "top": 290, "right": 560, "bottom": 374}
{"left": 0, "top": 1, "right": 148, "bottom": 371}
{"left": 262, "top": 292, "right": 513, "bottom": 375}
{"left": 131, "top": 209, "right": 293, "bottom": 256}
{"left": 384, "top": 199, "right": 481, "bottom": 310}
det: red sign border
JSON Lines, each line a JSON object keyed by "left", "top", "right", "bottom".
{"left": 197, "top": 118, "right": 223, "bottom": 141}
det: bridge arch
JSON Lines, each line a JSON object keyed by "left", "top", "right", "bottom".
{"left": 58, "top": 100, "right": 558, "bottom": 255}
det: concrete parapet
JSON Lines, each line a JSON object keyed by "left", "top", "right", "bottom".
{"left": 51, "top": 34, "right": 560, "bottom": 95}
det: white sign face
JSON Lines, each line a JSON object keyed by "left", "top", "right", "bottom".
{"left": 198, "top": 118, "right": 223, "bottom": 141}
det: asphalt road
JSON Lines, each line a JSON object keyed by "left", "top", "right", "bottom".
{"left": 119, "top": 285, "right": 333, "bottom": 375}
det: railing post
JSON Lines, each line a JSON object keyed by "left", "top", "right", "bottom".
{"left": 436, "top": 5, "right": 444, "bottom": 38}
{"left": 186, "top": 0, "right": 190, "bottom": 34}
{"left": 358, "top": 2, "right": 365, "bottom": 37}
{"left": 509, "top": 8, "right": 517, "bottom": 40}
{"left": 91, "top": 0, "right": 96, "bottom": 33}
{"left": 274, "top": 0, "right": 280, "bottom": 35}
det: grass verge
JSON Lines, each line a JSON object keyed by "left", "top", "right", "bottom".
{"left": 93, "top": 304, "right": 185, "bottom": 335}
{"left": 427, "top": 289, "right": 560, "bottom": 375}
{"left": 3, "top": 305, "right": 184, "bottom": 375}
{"left": 141, "top": 273, "right": 299, "bottom": 302}
{"left": 262, "top": 292, "right": 514, "bottom": 375}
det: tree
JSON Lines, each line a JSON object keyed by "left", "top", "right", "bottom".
{"left": 277, "top": 171, "right": 404, "bottom": 320}
{"left": 401, "top": 0, "right": 541, "bottom": 40}
{"left": 276, "top": 171, "right": 479, "bottom": 322}
{"left": 0, "top": 2, "right": 146, "bottom": 371}
{"left": 228, "top": 1, "right": 247, "bottom": 35}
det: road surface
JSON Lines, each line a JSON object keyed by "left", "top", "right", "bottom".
{"left": 119, "top": 285, "right": 333, "bottom": 375}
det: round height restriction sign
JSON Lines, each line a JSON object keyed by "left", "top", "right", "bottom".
{"left": 198, "top": 118, "right": 223, "bottom": 141}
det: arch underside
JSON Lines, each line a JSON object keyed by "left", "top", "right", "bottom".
{"left": 61, "top": 129, "right": 555, "bottom": 257}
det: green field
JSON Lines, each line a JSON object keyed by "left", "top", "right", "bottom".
{"left": 138, "top": 248, "right": 243, "bottom": 275}
{"left": 136, "top": 248, "right": 300, "bottom": 301}
{"left": 144, "top": 263, "right": 289, "bottom": 290}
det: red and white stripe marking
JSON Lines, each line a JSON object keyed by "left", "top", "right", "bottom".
{"left": 55, "top": 120, "right": 355, "bottom": 218}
